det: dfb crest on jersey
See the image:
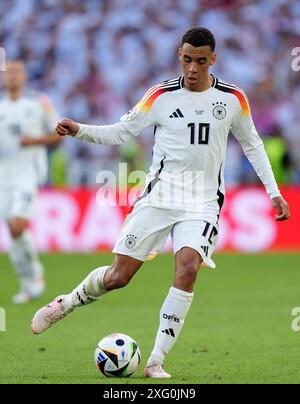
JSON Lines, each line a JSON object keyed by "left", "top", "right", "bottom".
{"left": 125, "top": 234, "right": 138, "bottom": 249}
{"left": 121, "top": 105, "right": 139, "bottom": 122}
{"left": 212, "top": 102, "right": 227, "bottom": 120}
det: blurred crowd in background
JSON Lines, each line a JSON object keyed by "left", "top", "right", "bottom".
{"left": 0, "top": 0, "right": 299, "bottom": 187}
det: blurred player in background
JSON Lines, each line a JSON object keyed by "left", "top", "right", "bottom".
{"left": 32, "top": 28, "right": 290, "bottom": 377}
{"left": 0, "top": 61, "right": 61, "bottom": 304}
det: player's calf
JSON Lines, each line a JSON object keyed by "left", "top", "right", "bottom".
{"left": 104, "top": 255, "right": 143, "bottom": 290}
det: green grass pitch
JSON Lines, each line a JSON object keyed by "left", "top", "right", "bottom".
{"left": 0, "top": 252, "right": 299, "bottom": 384}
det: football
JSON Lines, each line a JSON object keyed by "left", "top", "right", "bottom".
{"left": 95, "top": 333, "right": 141, "bottom": 378}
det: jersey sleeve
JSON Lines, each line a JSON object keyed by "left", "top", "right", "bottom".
{"left": 119, "top": 85, "right": 159, "bottom": 136}
{"left": 230, "top": 91, "right": 281, "bottom": 199}
{"left": 38, "top": 94, "right": 59, "bottom": 134}
{"left": 77, "top": 86, "right": 159, "bottom": 145}
{"left": 230, "top": 91, "right": 262, "bottom": 152}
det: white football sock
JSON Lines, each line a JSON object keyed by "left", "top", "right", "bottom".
{"left": 9, "top": 231, "right": 44, "bottom": 293}
{"left": 62, "top": 266, "right": 110, "bottom": 313}
{"left": 148, "top": 287, "right": 194, "bottom": 365}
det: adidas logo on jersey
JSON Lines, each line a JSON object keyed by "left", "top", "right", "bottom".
{"left": 162, "top": 328, "right": 175, "bottom": 337}
{"left": 169, "top": 108, "right": 184, "bottom": 118}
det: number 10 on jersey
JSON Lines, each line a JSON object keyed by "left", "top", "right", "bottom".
{"left": 188, "top": 123, "right": 210, "bottom": 145}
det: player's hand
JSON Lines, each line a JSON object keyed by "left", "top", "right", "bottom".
{"left": 56, "top": 118, "right": 80, "bottom": 137}
{"left": 272, "top": 196, "right": 290, "bottom": 221}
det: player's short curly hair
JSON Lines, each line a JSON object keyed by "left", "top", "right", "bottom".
{"left": 181, "top": 27, "right": 216, "bottom": 52}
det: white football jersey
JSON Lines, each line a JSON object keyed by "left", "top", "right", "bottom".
{"left": 119, "top": 76, "right": 279, "bottom": 225}
{"left": 77, "top": 75, "right": 280, "bottom": 226}
{"left": 0, "top": 91, "right": 58, "bottom": 189}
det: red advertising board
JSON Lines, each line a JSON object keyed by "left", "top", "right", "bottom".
{"left": 0, "top": 187, "right": 299, "bottom": 252}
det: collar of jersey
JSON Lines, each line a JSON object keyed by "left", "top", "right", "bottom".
{"left": 180, "top": 74, "right": 216, "bottom": 95}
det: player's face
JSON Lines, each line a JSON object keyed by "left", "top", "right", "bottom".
{"left": 3, "top": 61, "right": 27, "bottom": 91}
{"left": 178, "top": 43, "right": 216, "bottom": 91}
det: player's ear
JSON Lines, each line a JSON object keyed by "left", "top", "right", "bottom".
{"left": 178, "top": 48, "right": 182, "bottom": 61}
{"left": 210, "top": 52, "right": 217, "bottom": 66}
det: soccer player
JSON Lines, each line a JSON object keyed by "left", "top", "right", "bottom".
{"left": 0, "top": 60, "right": 61, "bottom": 303}
{"left": 32, "top": 28, "right": 290, "bottom": 378}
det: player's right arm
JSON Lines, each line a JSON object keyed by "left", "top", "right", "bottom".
{"left": 56, "top": 87, "right": 158, "bottom": 145}
{"left": 56, "top": 118, "right": 133, "bottom": 145}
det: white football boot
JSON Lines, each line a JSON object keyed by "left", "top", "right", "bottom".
{"left": 144, "top": 361, "right": 171, "bottom": 379}
{"left": 31, "top": 295, "right": 69, "bottom": 334}
{"left": 12, "top": 277, "right": 45, "bottom": 304}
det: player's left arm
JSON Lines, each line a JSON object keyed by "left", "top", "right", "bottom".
{"left": 230, "top": 92, "right": 290, "bottom": 222}
{"left": 21, "top": 95, "right": 62, "bottom": 147}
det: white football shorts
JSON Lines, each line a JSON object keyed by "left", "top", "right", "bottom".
{"left": 0, "top": 187, "right": 37, "bottom": 221}
{"left": 113, "top": 205, "right": 218, "bottom": 268}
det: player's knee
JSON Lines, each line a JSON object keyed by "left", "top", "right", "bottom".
{"left": 9, "top": 220, "right": 27, "bottom": 239}
{"left": 174, "top": 252, "right": 200, "bottom": 291}
{"left": 177, "top": 262, "right": 199, "bottom": 283}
